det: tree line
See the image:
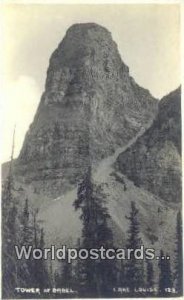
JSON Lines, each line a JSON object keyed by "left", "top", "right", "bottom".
{"left": 2, "top": 167, "right": 183, "bottom": 298}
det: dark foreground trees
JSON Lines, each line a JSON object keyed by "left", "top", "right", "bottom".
{"left": 2, "top": 164, "right": 180, "bottom": 298}
{"left": 124, "top": 201, "right": 145, "bottom": 296}
{"left": 73, "top": 167, "right": 116, "bottom": 297}
{"left": 158, "top": 250, "right": 172, "bottom": 297}
{"left": 2, "top": 179, "right": 49, "bottom": 298}
{"left": 2, "top": 169, "right": 18, "bottom": 298}
{"left": 174, "top": 211, "right": 183, "bottom": 296}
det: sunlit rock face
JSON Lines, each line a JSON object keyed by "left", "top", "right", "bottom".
{"left": 15, "top": 23, "right": 158, "bottom": 197}
{"left": 117, "top": 87, "right": 181, "bottom": 203}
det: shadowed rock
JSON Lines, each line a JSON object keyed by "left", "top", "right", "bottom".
{"left": 117, "top": 87, "right": 181, "bottom": 203}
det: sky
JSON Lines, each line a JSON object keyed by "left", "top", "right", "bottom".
{"left": 0, "top": 3, "right": 181, "bottom": 163}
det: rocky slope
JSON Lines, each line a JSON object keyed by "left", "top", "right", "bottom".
{"left": 37, "top": 139, "right": 179, "bottom": 261}
{"left": 8, "top": 122, "right": 179, "bottom": 267}
{"left": 14, "top": 23, "right": 158, "bottom": 197}
{"left": 117, "top": 87, "right": 181, "bottom": 203}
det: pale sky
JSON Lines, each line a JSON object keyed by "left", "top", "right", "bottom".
{"left": 0, "top": 4, "right": 181, "bottom": 162}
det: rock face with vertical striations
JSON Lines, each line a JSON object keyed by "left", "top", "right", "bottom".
{"left": 14, "top": 23, "right": 158, "bottom": 197}
{"left": 117, "top": 87, "right": 181, "bottom": 203}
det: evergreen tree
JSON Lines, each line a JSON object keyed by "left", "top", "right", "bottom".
{"left": 174, "top": 211, "right": 183, "bottom": 295}
{"left": 20, "top": 198, "right": 33, "bottom": 245}
{"left": 33, "top": 208, "right": 39, "bottom": 248}
{"left": 19, "top": 201, "right": 49, "bottom": 290}
{"left": 146, "top": 260, "right": 154, "bottom": 288}
{"left": 55, "top": 270, "right": 62, "bottom": 287}
{"left": 18, "top": 198, "right": 35, "bottom": 286}
{"left": 49, "top": 260, "right": 55, "bottom": 288}
{"left": 92, "top": 185, "right": 116, "bottom": 297}
{"left": 145, "top": 260, "right": 155, "bottom": 296}
{"left": 2, "top": 129, "right": 51, "bottom": 296}
{"left": 2, "top": 176, "right": 18, "bottom": 298}
{"left": 158, "top": 250, "right": 172, "bottom": 296}
{"left": 35, "top": 228, "right": 50, "bottom": 291}
{"left": 73, "top": 168, "right": 95, "bottom": 296}
{"left": 117, "top": 259, "right": 125, "bottom": 287}
{"left": 125, "top": 201, "right": 145, "bottom": 295}
{"left": 73, "top": 168, "right": 116, "bottom": 297}
{"left": 61, "top": 253, "right": 73, "bottom": 288}
{"left": 73, "top": 238, "right": 86, "bottom": 295}
{"left": 2, "top": 129, "right": 19, "bottom": 298}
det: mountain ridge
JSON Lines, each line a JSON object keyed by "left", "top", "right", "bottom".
{"left": 117, "top": 86, "right": 181, "bottom": 203}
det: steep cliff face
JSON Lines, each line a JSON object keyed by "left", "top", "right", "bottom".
{"left": 117, "top": 87, "right": 181, "bottom": 203}
{"left": 15, "top": 23, "right": 157, "bottom": 196}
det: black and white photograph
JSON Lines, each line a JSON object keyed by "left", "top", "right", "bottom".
{"left": 1, "top": 2, "right": 182, "bottom": 299}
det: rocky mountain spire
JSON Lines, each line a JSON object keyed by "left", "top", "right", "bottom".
{"left": 15, "top": 23, "right": 158, "bottom": 197}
